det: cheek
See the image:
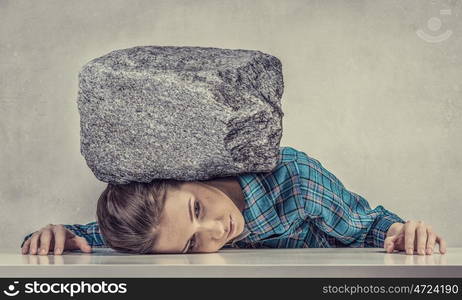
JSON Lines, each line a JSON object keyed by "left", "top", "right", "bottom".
{"left": 203, "top": 199, "right": 231, "bottom": 215}
{"left": 204, "top": 187, "right": 233, "bottom": 209}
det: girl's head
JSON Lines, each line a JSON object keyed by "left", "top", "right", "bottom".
{"left": 96, "top": 179, "right": 245, "bottom": 254}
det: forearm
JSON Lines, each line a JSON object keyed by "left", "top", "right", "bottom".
{"left": 62, "top": 222, "right": 107, "bottom": 248}
{"left": 363, "top": 206, "right": 406, "bottom": 248}
{"left": 20, "top": 221, "right": 107, "bottom": 248}
{"left": 295, "top": 149, "right": 406, "bottom": 248}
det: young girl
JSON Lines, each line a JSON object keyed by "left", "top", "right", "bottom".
{"left": 20, "top": 147, "right": 447, "bottom": 255}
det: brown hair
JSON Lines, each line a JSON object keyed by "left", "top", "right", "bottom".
{"left": 96, "top": 179, "right": 182, "bottom": 254}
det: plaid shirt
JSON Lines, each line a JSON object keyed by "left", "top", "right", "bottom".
{"left": 20, "top": 146, "right": 405, "bottom": 250}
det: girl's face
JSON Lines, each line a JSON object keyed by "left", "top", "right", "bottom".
{"left": 151, "top": 181, "right": 245, "bottom": 253}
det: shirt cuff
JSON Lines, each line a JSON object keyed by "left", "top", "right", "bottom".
{"left": 366, "top": 207, "right": 406, "bottom": 248}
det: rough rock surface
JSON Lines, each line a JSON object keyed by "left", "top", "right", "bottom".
{"left": 77, "top": 46, "right": 284, "bottom": 184}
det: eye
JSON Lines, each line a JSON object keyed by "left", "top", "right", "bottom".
{"left": 188, "top": 201, "right": 201, "bottom": 253}
{"left": 194, "top": 200, "right": 201, "bottom": 219}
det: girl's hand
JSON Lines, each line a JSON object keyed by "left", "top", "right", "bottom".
{"left": 384, "top": 220, "right": 447, "bottom": 255}
{"left": 21, "top": 224, "right": 92, "bottom": 255}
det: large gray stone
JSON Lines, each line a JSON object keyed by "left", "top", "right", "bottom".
{"left": 77, "top": 46, "right": 284, "bottom": 184}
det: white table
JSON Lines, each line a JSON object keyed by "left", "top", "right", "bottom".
{"left": 1, "top": 248, "right": 461, "bottom": 278}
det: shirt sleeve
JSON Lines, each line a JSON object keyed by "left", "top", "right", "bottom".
{"left": 295, "top": 149, "right": 406, "bottom": 248}
{"left": 20, "top": 221, "right": 108, "bottom": 249}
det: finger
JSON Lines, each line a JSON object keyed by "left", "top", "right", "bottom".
{"left": 426, "top": 227, "right": 437, "bottom": 255}
{"left": 395, "top": 233, "right": 405, "bottom": 251}
{"left": 21, "top": 238, "right": 32, "bottom": 254}
{"left": 38, "top": 228, "right": 53, "bottom": 255}
{"left": 416, "top": 223, "right": 427, "bottom": 255}
{"left": 28, "top": 232, "right": 41, "bottom": 255}
{"left": 384, "top": 236, "right": 395, "bottom": 253}
{"left": 397, "top": 234, "right": 405, "bottom": 246}
{"left": 436, "top": 236, "right": 447, "bottom": 254}
{"left": 64, "top": 228, "right": 77, "bottom": 239}
{"left": 384, "top": 233, "right": 403, "bottom": 253}
{"left": 404, "top": 221, "right": 417, "bottom": 255}
{"left": 67, "top": 236, "right": 92, "bottom": 253}
{"left": 75, "top": 237, "right": 92, "bottom": 253}
{"left": 389, "top": 233, "right": 403, "bottom": 243}
{"left": 61, "top": 228, "right": 78, "bottom": 250}
{"left": 52, "top": 225, "right": 66, "bottom": 255}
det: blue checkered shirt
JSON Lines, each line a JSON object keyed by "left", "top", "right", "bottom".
{"left": 21, "top": 146, "right": 405, "bottom": 250}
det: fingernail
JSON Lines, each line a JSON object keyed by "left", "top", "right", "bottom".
{"left": 40, "top": 248, "right": 46, "bottom": 254}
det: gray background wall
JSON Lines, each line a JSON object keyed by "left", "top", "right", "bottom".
{"left": 1, "top": 0, "right": 461, "bottom": 251}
